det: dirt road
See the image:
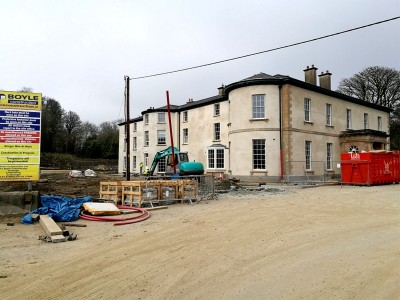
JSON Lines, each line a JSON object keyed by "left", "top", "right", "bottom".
{"left": 1, "top": 184, "right": 399, "bottom": 299}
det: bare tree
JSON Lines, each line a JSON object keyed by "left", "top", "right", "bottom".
{"left": 63, "top": 111, "right": 82, "bottom": 153}
{"left": 337, "top": 66, "right": 400, "bottom": 109}
{"left": 41, "top": 97, "right": 65, "bottom": 152}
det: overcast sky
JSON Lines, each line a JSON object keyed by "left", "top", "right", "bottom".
{"left": 1, "top": 0, "right": 399, "bottom": 125}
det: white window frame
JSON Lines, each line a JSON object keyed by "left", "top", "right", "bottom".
{"left": 183, "top": 111, "right": 188, "bottom": 122}
{"left": 144, "top": 114, "right": 149, "bottom": 125}
{"left": 378, "top": 116, "right": 382, "bottom": 131}
{"left": 346, "top": 109, "right": 352, "bottom": 129}
{"left": 252, "top": 94, "right": 265, "bottom": 119}
{"left": 326, "top": 143, "right": 333, "bottom": 170}
{"left": 158, "top": 112, "right": 166, "bottom": 124}
{"left": 305, "top": 140, "right": 312, "bottom": 170}
{"left": 326, "top": 103, "right": 332, "bottom": 126}
{"left": 214, "top": 103, "right": 220, "bottom": 116}
{"left": 213, "top": 123, "right": 220, "bottom": 141}
{"left": 144, "top": 131, "right": 149, "bottom": 147}
{"left": 158, "top": 156, "right": 166, "bottom": 173}
{"left": 157, "top": 130, "right": 166, "bottom": 145}
{"left": 304, "top": 98, "right": 311, "bottom": 122}
{"left": 123, "top": 156, "right": 126, "bottom": 171}
{"left": 144, "top": 153, "right": 149, "bottom": 167}
{"left": 208, "top": 148, "right": 225, "bottom": 169}
{"left": 132, "top": 156, "right": 137, "bottom": 171}
{"left": 133, "top": 122, "right": 137, "bottom": 132}
{"left": 132, "top": 137, "right": 137, "bottom": 150}
{"left": 183, "top": 128, "right": 188, "bottom": 144}
{"left": 364, "top": 113, "right": 369, "bottom": 129}
{"left": 252, "top": 139, "right": 266, "bottom": 170}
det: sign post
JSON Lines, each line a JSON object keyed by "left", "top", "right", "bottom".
{"left": 0, "top": 91, "right": 42, "bottom": 181}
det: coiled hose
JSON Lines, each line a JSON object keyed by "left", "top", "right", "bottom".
{"left": 80, "top": 205, "right": 150, "bottom": 226}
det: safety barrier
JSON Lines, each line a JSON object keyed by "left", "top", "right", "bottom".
{"left": 99, "top": 175, "right": 212, "bottom": 207}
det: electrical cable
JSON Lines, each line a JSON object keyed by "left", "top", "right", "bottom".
{"left": 79, "top": 205, "right": 150, "bottom": 226}
{"left": 129, "top": 16, "right": 400, "bottom": 80}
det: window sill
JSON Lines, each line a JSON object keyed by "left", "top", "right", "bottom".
{"left": 182, "top": 143, "right": 188, "bottom": 145}
{"left": 214, "top": 115, "right": 220, "bottom": 117}
{"left": 144, "top": 145, "right": 149, "bottom": 147}
{"left": 304, "top": 170, "right": 314, "bottom": 174}
{"left": 249, "top": 118, "right": 269, "bottom": 123}
{"left": 157, "top": 144, "right": 166, "bottom": 146}
{"left": 326, "top": 125, "right": 334, "bottom": 128}
{"left": 250, "top": 170, "right": 268, "bottom": 176}
{"left": 304, "top": 121, "right": 313, "bottom": 125}
{"left": 212, "top": 140, "right": 221, "bottom": 143}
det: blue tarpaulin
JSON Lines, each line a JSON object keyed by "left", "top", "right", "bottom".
{"left": 21, "top": 195, "right": 91, "bottom": 224}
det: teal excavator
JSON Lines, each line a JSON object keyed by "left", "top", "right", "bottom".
{"left": 148, "top": 146, "right": 204, "bottom": 176}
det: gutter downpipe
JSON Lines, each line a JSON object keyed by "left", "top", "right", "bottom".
{"left": 279, "top": 85, "right": 283, "bottom": 181}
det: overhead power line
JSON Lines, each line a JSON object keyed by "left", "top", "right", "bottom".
{"left": 130, "top": 16, "right": 400, "bottom": 80}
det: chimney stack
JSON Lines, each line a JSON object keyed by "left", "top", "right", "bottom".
{"left": 218, "top": 84, "right": 225, "bottom": 96}
{"left": 304, "top": 65, "right": 318, "bottom": 85}
{"left": 318, "top": 70, "right": 332, "bottom": 90}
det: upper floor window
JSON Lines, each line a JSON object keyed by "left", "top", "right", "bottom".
{"left": 213, "top": 123, "right": 221, "bottom": 141}
{"left": 183, "top": 111, "right": 188, "bottom": 122}
{"left": 252, "top": 95, "right": 265, "bottom": 119}
{"left": 157, "top": 130, "right": 166, "bottom": 145}
{"left": 144, "top": 131, "right": 149, "bottom": 146}
{"left": 132, "top": 137, "right": 137, "bottom": 150}
{"left": 346, "top": 109, "right": 352, "bottom": 129}
{"left": 183, "top": 128, "right": 188, "bottom": 144}
{"left": 133, "top": 122, "right": 137, "bottom": 132}
{"left": 377, "top": 116, "right": 382, "bottom": 131}
{"left": 144, "top": 114, "right": 149, "bottom": 125}
{"left": 253, "top": 139, "right": 266, "bottom": 170}
{"left": 364, "top": 113, "right": 369, "bottom": 129}
{"left": 326, "top": 103, "right": 332, "bottom": 126}
{"left": 304, "top": 98, "right": 311, "bottom": 122}
{"left": 158, "top": 112, "right": 166, "bottom": 123}
{"left": 214, "top": 103, "right": 220, "bottom": 116}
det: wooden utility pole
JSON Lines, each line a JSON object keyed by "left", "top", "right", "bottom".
{"left": 124, "top": 76, "right": 130, "bottom": 181}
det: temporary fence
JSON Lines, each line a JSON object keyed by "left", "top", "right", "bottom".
{"left": 98, "top": 175, "right": 216, "bottom": 207}
{"left": 283, "top": 160, "right": 342, "bottom": 184}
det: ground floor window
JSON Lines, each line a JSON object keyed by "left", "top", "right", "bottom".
{"left": 326, "top": 143, "right": 332, "bottom": 170}
{"left": 132, "top": 155, "right": 136, "bottom": 171}
{"left": 158, "top": 156, "right": 166, "bottom": 173}
{"left": 208, "top": 148, "right": 225, "bottom": 169}
{"left": 305, "top": 141, "right": 312, "bottom": 170}
{"left": 252, "top": 139, "right": 265, "bottom": 169}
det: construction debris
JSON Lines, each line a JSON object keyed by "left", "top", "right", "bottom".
{"left": 83, "top": 202, "right": 120, "bottom": 215}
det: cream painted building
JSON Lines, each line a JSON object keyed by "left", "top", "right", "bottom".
{"left": 118, "top": 66, "right": 391, "bottom": 181}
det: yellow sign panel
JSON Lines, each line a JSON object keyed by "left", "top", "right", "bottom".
{"left": 0, "top": 91, "right": 41, "bottom": 110}
{"left": 0, "top": 164, "right": 40, "bottom": 181}
{"left": 0, "top": 156, "right": 40, "bottom": 164}
{"left": 0, "top": 91, "right": 41, "bottom": 181}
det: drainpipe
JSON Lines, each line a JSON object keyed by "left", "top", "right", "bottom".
{"left": 279, "top": 85, "right": 283, "bottom": 181}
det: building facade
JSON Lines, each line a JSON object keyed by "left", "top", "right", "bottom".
{"left": 118, "top": 66, "right": 391, "bottom": 181}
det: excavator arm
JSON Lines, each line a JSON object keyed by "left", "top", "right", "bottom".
{"left": 148, "top": 146, "right": 180, "bottom": 176}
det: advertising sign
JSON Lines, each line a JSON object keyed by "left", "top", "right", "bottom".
{"left": 0, "top": 91, "right": 42, "bottom": 181}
